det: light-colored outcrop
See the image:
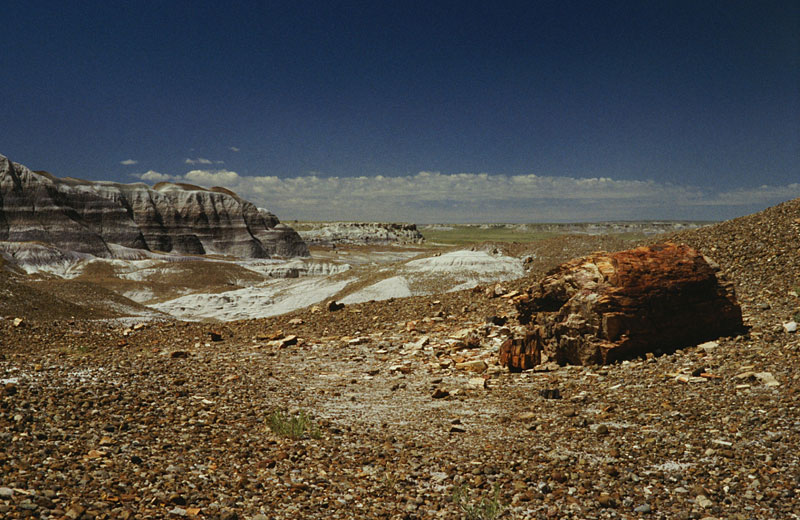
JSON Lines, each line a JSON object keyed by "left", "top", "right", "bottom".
{"left": 0, "top": 153, "right": 308, "bottom": 259}
{"left": 298, "top": 221, "right": 424, "bottom": 245}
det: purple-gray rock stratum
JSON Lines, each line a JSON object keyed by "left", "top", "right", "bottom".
{"left": 0, "top": 153, "right": 308, "bottom": 258}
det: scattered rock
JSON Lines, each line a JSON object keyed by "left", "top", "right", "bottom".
{"left": 597, "top": 494, "right": 617, "bottom": 508}
{"left": 696, "top": 494, "right": 713, "bottom": 509}
{"left": 2, "top": 383, "right": 16, "bottom": 396}
{"left": 485, "top": 284, "right": 507, "bottom": 298}
{"left": 431, "top": 388, "right": 450, "bottom": 399}
{"left": 280, "top": 335, "right": 298, "bottom": 347}
{"left": 455, "top": 359, "right": 488, "bottom": 373}
{"left": 327, "top": 300, "right": 345, "bottom": 312}
{"left": 467, "top": 377, "right": 488, "bottom": 389}
{"left": 485, "top": 315, "right": 507, "bottom": 326}
{"left": 754, "top": 372, "right": 780, "bottom": 387}
{"left": 65, "top": 505, "right": 86, "bottom": 520}
{"left": 389, "top": 364, "right": 412, "bottom": 374}
{"left": 539, "top": 388, "right": 561, "bottom": 399}
{"left": 1, "top": 198, "right": 799, "bottom": 519}
{"left": 593, "top": 424, "right": 609, "bottom": 435}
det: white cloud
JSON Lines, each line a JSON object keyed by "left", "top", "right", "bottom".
{"left": 120, "top": 159, "right": 138, "bottom": 165}
{"left": 229, "top": 146, "right": 240, "bottom": 152}
{"left": 185, "top": 157, "right": 213, "bottom": 165}
{"left": 127, "top": 168, "right": 800, "bottom": 222}
{"left": 134, "top": 170, "right": 174, "bottom": 182}
{"left": 697, "top": 183, "right": 800, "bottom": 206}
{"left": 184, "top": 169, "right": 242, "bottom": 186}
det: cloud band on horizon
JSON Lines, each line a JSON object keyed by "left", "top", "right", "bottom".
{"left": 133, "top": 169, "right": 800, "bottom": 223}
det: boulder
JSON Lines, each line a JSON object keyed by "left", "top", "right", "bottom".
{"left": 501, "top": 243, "right": 744, "bottom": 367}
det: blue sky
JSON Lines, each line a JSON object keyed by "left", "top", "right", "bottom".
{"left": 1, "top": 1, "right": 798, "bottom": 222}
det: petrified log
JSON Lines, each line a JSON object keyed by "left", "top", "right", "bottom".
{"left": 498, "top": 330, "right": 541, "bottom": 372}
{"left": 501, "top": 243, "right": 744, "bottom": 367}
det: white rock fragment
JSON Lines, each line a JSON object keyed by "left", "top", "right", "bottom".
{"left": 735, "top": 370, "right": 780, "bottom": 387}
{"left": 467, "top": 377, "right": 488, "bottom": 389}
{"left": 754, "top": 372, "right": 780, "bottom": 387}
{"left": 696, "top": 494, "right": 713, "bottom": 509}
{"left": 449, "top": 328, "right": 473, "bottom": 340}
{"left": 408, "top": 336, "right": 429, "bottom": 349}
{"left": 675, "top": 374, "right": 707, "bottom": 383}
{"left": 698, "top": 340, "right": 718, "bottom": 352}
{"left": 782, "top": 321, "right": 797, "bottom": 333}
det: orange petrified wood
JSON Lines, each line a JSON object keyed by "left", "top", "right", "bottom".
{"left": 501, "top": 243, "right": 744, "bottom": 368}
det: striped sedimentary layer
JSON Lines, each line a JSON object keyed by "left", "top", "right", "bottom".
{"left": 0, "top": 153, "right": 308, "bottom": 259}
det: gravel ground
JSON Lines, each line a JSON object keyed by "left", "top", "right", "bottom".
{"left": 1, "top": 199, "right": 798, "bottom": 519}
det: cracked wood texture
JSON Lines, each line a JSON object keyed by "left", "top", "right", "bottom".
{"left": 504, "top": 243, "right": 744, "bottom": 366}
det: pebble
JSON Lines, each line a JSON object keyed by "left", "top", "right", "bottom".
{"left": 597, "top": 494, "right": 617, "bottom": 508}
{"left": 455, "top": 359, "right": 488, "bottom": 373}
{"left": 18, "top": 499, "right": 37, "bottom": 510}
{"left": 696, "top": 495, "right": 713, "bottom": 509}
{"left": 539, "top": 388, "right": 562, "bottom": 399}
{"left": 431, "top": 388, "right": 449, "bottom": 399}
{"left": 754, "top": 372, "right": 780, "bottom": 387}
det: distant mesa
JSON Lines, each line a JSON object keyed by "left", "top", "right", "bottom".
{"left": 0, "top": 153, "right": 308, "bottom": 259}
{"left": 298, "top": 221, "right": 424, "bottom": 246}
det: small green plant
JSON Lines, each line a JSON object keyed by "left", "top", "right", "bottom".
{"left": 266, "top": 409, "right": 321, "bottom": 439}
{"left": 452, "top": 483, "right": 506, "bottom": 520}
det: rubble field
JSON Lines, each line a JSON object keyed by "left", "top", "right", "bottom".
{"left": 1, "top": 199, "right": 799, "bottom": 519}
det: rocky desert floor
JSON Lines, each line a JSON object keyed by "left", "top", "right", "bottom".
{"left": 1, "top": 200, "right": 799, "bottom": 520}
